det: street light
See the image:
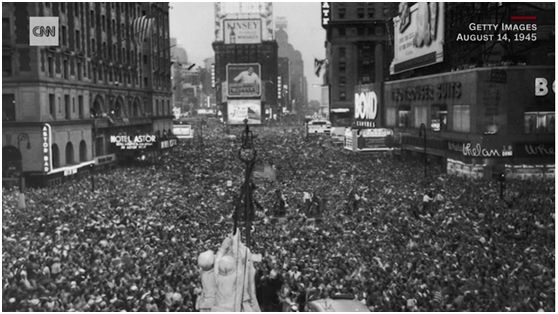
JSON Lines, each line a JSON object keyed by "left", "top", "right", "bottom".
{"left": 418, "top": 123, "right": 427, "bottom": 181}
{"left": 237, "top": 119, "right": 257, "bottom": 248}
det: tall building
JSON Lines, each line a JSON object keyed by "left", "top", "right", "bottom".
{"left": 275, "top": 18, "right": 308, "bottom": 114}
{"left": 322, "top": 2, "right": 398, "bottom": 126}
{"left": 212, "top": 2, "right": 278, "bottom": 124}
{"left": 277, "top": 56, "right": 291, "bottom": 113}
{"left": 2, "top": 3, "right": 173, "bottom": 187}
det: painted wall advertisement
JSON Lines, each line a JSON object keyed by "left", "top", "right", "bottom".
{"left": 227, "top": 99, "right": 262, "bottom": 125}
{"left": 110, "top": 134, "right": 157, "bottom": 150}
{"left": 227, "top": 63, "right": 262, "bottom": 98}
{"left": 353, "top": 84, "right": 381, "bottom": 129}
{"left": 224, "top": 19, "right": 262, "bottom": 44}
{"left": 390, "top": 2, "right": 445, "bottom": 74}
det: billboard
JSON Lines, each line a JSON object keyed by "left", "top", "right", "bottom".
{"left": 227, "top": 100, "right": 262, "bottom": 125}
{"left": 226, "top": 63, "right": 262, "bottom": 98}
{"left": 224, "top": 19, "right": 262, "bottom": 44}
{"left": 353, "top": 84, "right": 381, "bottom": 129}
{"left": 390, "top": 2, "right": 444, "bottom": 74}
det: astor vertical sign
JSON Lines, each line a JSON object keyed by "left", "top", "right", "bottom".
{"left": 321, "top": 2, "right": 331, "bottom": 28}
{"left": 42, "top": 124, "right": 52, "bottom": 173}
{"left": 353, "top": 84, "right": 381, "bottom": 129}
{"left": 29, "top": 17, "right": 59, "bottom": 46}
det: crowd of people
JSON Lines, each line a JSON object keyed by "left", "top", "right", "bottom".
{"left": 2, "top": 120, "right": 555, "bottom": 311}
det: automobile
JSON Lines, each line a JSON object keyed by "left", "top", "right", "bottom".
{"left": 307, "top": 120, "right": 332, "bottom": 135}
{"left": 305, "top": 295, "right": 370, "bottom": 312}
{"left": 330, "top": 127, "right": 346, "bottom": 144}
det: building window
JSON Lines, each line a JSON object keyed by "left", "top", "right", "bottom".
{"left": 102, "top": 15, "right": 106, "bottom": 32}
{"left": 65, "top": 142, "right": 74, "bottom": 165}
{"left": 3, "top": 18, "right": 10, "bottom": 41}
{"left": 72, "top": 97, "right": 75, "bottom": 113}
{"left": 63, "top": 60, "right": 68, "bottom": 79}
{"left": 338, "top": 27, "right": 345, "bottom": 36}
{"left": 91, "top": 38, "right": 96, "bottom": 53}
{"left": 3, "top": 55, "right": 11, "bottom": 76}
{"left": 431, "top": 105, "right": 447, "bottom": 132}
{"left": 95, "top": 137, "right": 104, "bottom": 157}
{"left": 339, "top": 61, "right": 346, "bottom": 73}
{"left": 75, "top": 30, "right": 80, "bottom": 50}
{"left": 357, "top": 27, "right": 365, "bottom": 36}
{"left": 338, "top": 8, "right": 346, "bottom": 19}
{"left": 398, "top": 109, "right": 410, "bottom": 128}
{"left": 339, "top": 76, "right": 346, "bottom": 87}
{"left": 65, "top": 95, "right": 71, "bottom": 119}
{"left": 61, "top": 26, "right": 67, "bottom": 46}
{"left": 78, "top": 95, "right": 84, "bottom": 118}
{"left": 49, "top": 94, "right": 55, "bottom": 118}
{"left": 144, "top": 77, "right": 148, "bottom": 87}
{"left": 48, "top": 57, "right": 53, "bottom": 77}
{"left": 79, "top": 140, "right": 87, "bottom": 162}
{"left": 524, "top": 111, "right": 555, "bottom": 134}
{"left": 52, "top": 144, "right": 60, "bottom": 168}
{"left": 339, "top": 47, "right": 346, "bottom": 58}
{"left": 77, "top": 62, "right": 82, "bottom": 80}
{"left": 413, "top": 106, "right": 428, "bottom": 128}
{"left": 452, "top": 105, "right": 470, "bottom": 132}
{"left": 339, "top": 91, "right": 346, "bottom": 101}
{"left": 357, "top": 7, "right": 365, "bottom": 18}
{"left": 2, "top": 94, "right": 15, "bottom": 121}
{"left": 368, "top": 8, "right": 375, "bottom": 18}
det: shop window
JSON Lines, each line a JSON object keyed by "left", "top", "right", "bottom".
{"left": 2, "top": 94, "right": 15, "bottom": 121}
{"left": 398, "top": 109, "right": 410, "bottom": 128}
{"left": 452, "top": 105, "right": 470, "bottom": 132}
{"left": 413, "top": 106, "right": 427, "bottom": 128}
{"left": 431, "top": 105, "right": 447, "bottom": 132}
{"left": 52, "top": 144, "right": 60, "bottom": 168}
{"left": 386, "top": 107, "right": 396, "bottom": 127}
{"left": 524, "top": 111, "right": 555, "bottom": 134}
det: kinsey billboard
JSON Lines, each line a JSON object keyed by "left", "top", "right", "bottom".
{"left": 227, "top": 63, "right": 262, "bottom": 98}
{"left": 227, "top": 99, "right": 262, "bottom": 125}
{"left": 390, "top": 2, "right": 445, "bottom": 74}
{"left": 353, "top": 84, "right": 381, "bottom": 129}
{"left": 110, "top": 134, "right": 157, "bottom": 150}
{"left": 224, "top": 19, "right": 262, "bottom": 44}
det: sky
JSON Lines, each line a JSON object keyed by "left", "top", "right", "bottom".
{"left": 169, "top": 1, "right": 326, "bottom": 102}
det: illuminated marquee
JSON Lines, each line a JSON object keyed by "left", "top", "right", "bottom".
{"left": 110, "top": 134, "right": 157, "bottom": 150}
{"left": 42, "top": 123, "right": 52, "bottom": 173}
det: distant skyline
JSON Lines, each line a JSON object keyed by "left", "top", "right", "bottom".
{"left": 169, "top": 2, "right": 326, "bottom": 102}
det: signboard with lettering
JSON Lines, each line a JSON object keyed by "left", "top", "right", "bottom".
{"left": 353, "top": 84, "right": 381, "bottom": 129}
{"left": 110, "top": 134, "right": 157, "bottom": 150}
{"left": 390, "top": 3, "right": 444, "bottom": 74}
{"left": 227, "top": 99, "right": 262, "bottom": 125}
{"left": 160, "top": 139, "right": 178, "bottom": 149}
{"left": 224, "top": 19, "right": 262, "bottom": 44}
{"left": 42, "top": 124, "right": 52, "bottom": 173}
{"left": 226, "top": 63, "right": 262, "bottom": 98}
{"left": 321, "top": 2, "right": 331, "bottom": 28}
{"left": 514, "top": 142, "right": 555, "bottom": 158}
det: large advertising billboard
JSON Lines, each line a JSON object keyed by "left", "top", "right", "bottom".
{"left": 353, "top": 84, "right": 381, "bottom": 129}
{"left": 390, "top": 2, "right": 445, "bottom": 74}
{"left": 224, "top": 19, "right": 262, "bottom": 44}
{"left": 227, "top": 100, "right": 262, "bottom": 125}
{"left": 226, "top": 63, "right": 262, "bottom": 98}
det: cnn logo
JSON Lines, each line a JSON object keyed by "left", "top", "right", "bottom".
{"left": 29, "top": 17, "right": 59, "bottom": 46}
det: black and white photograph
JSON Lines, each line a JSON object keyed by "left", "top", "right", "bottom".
{"left": 1, "top": 1, "right": 555, "bottom": 312}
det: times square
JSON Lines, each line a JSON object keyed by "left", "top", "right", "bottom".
{"left": 2, "top": 2, "right": 555, "bottom": 312}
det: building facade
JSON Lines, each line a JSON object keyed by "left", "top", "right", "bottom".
{"left": 212, "top": 2, "right": 278, "bottom": 124}
{"left": 2, "top": 2, "right": 173, "bottom": 187}
{"left": 275, "top": 21, "right": 307, "bottom": 115}
{"left": 322, "top": 2, "right": 398, "bottom": 126}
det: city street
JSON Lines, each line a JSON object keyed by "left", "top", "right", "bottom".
{"left": 2, "top": 120, "right": 555, "bottom": 311}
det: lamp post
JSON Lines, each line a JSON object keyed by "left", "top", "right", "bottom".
{"left": 418, "top": 123, "right": 428, "bottom": 181}
{"left": 237, "top": 119, "right": 257, "bottom": 248}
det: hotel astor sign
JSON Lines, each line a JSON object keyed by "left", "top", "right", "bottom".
{"left": 110, "top": 134, "right": 157, "bottom": 150}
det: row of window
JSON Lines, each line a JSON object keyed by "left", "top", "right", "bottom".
{"left": 91, "top": 98, "right": 172, "bottom": 119}
{"left": 335, "top": 26, "right": 382, "bottom": 37}
{"left": 384, "top": 106, "right": 555, "bottom": 134}
{"left": 47, "top": 94, "right": 85, "bottom": 120}
{"left": 50, "top": 141, "right": 88, "bottom": 169}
